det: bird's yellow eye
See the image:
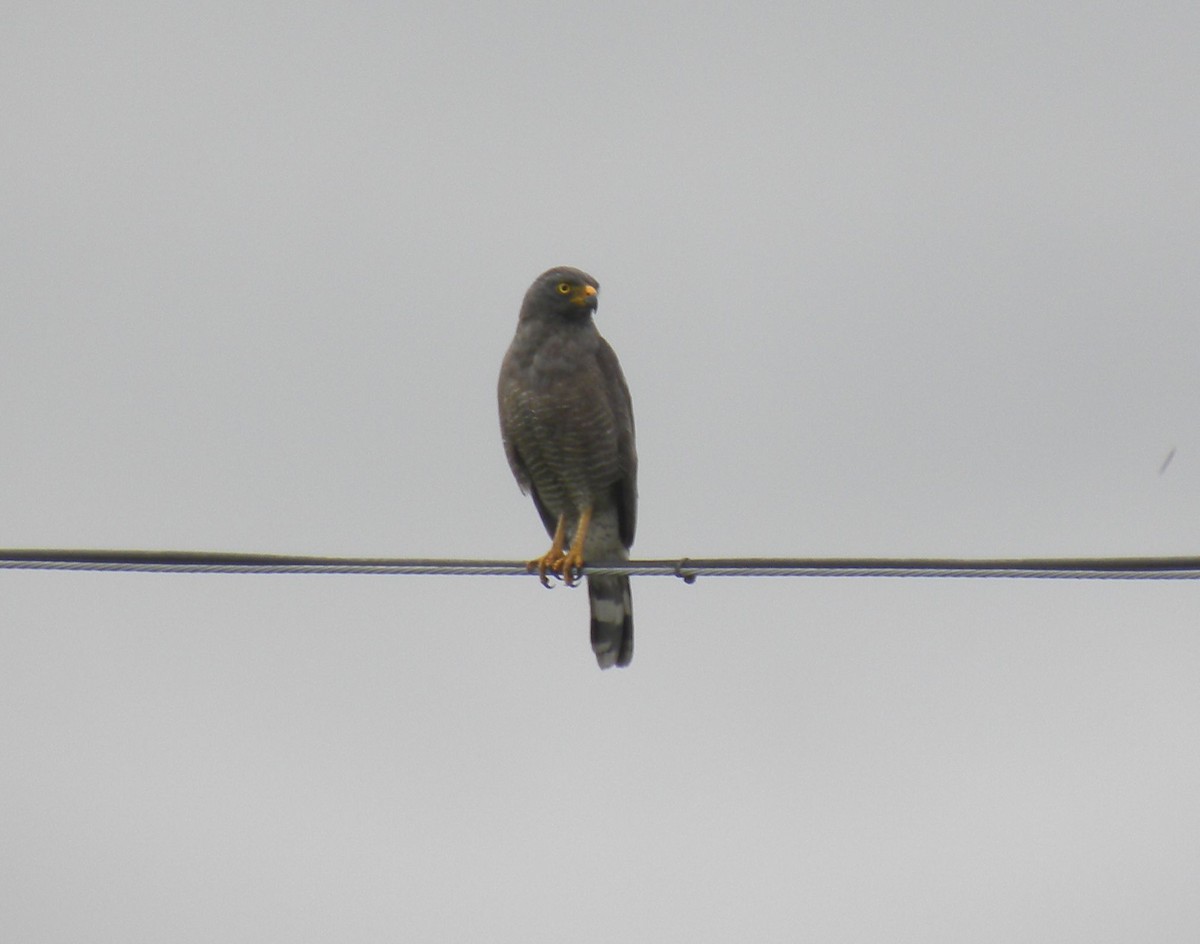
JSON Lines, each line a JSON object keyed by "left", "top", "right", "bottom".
{"left": 556, "top": 282, "right": 572, "bottom": 294}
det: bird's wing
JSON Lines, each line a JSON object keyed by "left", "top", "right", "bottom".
{"left": 499, "top": 366, "right": 560, "bottom": 539}
{"left": 596, "top": 337, "right": 637, "bottom": 548}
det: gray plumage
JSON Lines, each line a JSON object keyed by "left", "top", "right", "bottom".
{"left": 498, "top": 267, "right": 637, "bottom": 669}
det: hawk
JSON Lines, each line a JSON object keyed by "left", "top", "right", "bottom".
{"left": 498, "top": 267, "right": 638, "bottom": 669}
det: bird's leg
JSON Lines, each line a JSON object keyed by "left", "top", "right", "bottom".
{"left": 557, "top": 506, "right": 592, "bottom": 588}
{"left": 527, "top": 514, "right": 568, "bottom": 588}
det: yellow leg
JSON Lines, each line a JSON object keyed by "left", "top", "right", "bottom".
{"left": 557, "top": 506, "right": 592, "bottom": 588}
{"left": 527, "top": 514, "right": 567, "bottom": 587}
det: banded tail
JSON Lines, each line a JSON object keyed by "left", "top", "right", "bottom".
{"left": 587, "top": 574, "right": 633, "bottom": 669}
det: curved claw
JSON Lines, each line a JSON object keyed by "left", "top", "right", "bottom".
{"left": 559, "top": 542, "right": 589, "bottom": 587}
{"left": 558, "top": 505, "right": 592, "bottom": 588}
{"left": 527, "top": 513, "right": 568, "bottom": 588}
{"left": 527, "top": 549, "right": 565, "bottom": 588}
{"left": 524, "top": 507, "right": 593, "bottom": 589}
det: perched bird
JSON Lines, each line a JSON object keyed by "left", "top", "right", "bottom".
{"left": 498, "top": 267, "right": 638, "bottom": 669}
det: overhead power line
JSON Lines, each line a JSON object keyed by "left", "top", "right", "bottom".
{"left": 1, "top": 549, "right": 1199, "bottom": 581}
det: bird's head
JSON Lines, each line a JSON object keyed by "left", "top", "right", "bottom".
{"left": 521, "top": 266, "right": 599, "bottom": 322}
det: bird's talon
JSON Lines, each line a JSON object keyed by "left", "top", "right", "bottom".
{"left": 558, "top": 549, "right": 585, "bottom": 587}
{"left": 528, "top": 552, "right": 564, "bottom": 587}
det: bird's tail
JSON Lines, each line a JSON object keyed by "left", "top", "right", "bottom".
{"left": 587, "top": 574, "right": 633, "bottom": 669}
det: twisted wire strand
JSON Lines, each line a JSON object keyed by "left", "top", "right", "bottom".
{"left": 1, "top": 550, "right": 1199, "bottom": 580}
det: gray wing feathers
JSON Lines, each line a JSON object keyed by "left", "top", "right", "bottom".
{"left": 497, "top": 366, "right": 531, "bottom": 493}
{"left": 595, "top": 337, "right": 637, "bottom": 548}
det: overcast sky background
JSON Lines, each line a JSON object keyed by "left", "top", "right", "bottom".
{"left": 3, "top": 1, "right": 1198, "bottom": 940}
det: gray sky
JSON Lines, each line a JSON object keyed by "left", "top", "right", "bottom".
{"left": 3, "top": 1, "right": 1198, "bottom": 940}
